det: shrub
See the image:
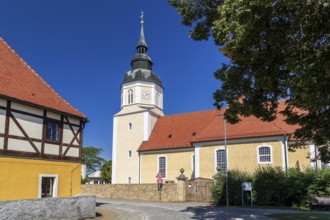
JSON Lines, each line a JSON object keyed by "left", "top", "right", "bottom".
{"left": 212, "top": 166, "right": 330, "bottom": 208}
{"left": 212, "top": 169, "right": 251, "bottom": 206}
{"left": 283, "top": 168, "right": 315, "bottom": 207}
{"left": 212, "top": 173, "right": 225, "bottom": 205}
{"left": 253, "top": 166, "right": 285, "bottom": 206}
{"left": 307, "top": 169, "right": 330, "bottom": 198}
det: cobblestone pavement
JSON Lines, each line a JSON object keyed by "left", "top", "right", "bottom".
{"left": 94, "top": 198, "right": 330, "bottom": 220}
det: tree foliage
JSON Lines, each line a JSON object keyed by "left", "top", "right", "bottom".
{"left": 169, "top": 0, "right": 330, "bottom": 161}
{"left": 100, "top": 160, "right": 112, "bottom": 183}
{"left": 82, "top": 146, "right": 106, "bottom": 174}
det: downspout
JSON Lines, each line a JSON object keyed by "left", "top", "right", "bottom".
{"left": 138, "top": 152, "right": 141, "bottom": 184}
{"left": 71, "top": 164, "right": 82, "bottom": 196}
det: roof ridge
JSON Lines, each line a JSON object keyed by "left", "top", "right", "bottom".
{"left": 161, "top": 109, "right": 220, "bottom": 118}
{"left": 0, "top": 37, "right": 85, "bottom": 117}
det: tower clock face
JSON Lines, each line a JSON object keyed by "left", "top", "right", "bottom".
{"left": 142, "top": 91, "right": 150, "bottom": 99}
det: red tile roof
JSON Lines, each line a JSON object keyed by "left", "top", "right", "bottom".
{"left": 138, "top": 100, "right": 298, "bottom": 152}
{"left": 138, "top": 109, "right": 223, "bottom": 151}
{"left": 0, "top": 37, "right": 86, "bottom": 118}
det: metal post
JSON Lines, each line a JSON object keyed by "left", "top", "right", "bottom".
{"left": 242, "top": 188, "right": 244, "bottom": 206}
{"left": 251, "top": 189, "right": 253, "bottom": 207}
{"left": 314, "top": 144, "right": 318, "bottom": 169}
{"left": 224, "top": 118, "right": 229, "bottom": 206}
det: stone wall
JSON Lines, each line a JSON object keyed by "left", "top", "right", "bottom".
{"left": 81, "top": 183, "right": 178, "bottom": 202}
{"left": 0, "top": 196, "right": 95, "bottom": 220}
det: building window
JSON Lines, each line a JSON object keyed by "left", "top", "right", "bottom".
{"left": 128, "top": 177, "right": 131, "bottom": 184}
{"left": 38, "top": 174, "right": 58, "bottom": 198}
{"left": 257, "top": 145, "right": 272, "bottom": 164}
{"left": 216, "top": 149, "right": 227, "bottom": 173}
{"left": 128, "top": 150, "right": 132, "bottom": 158}
{"left": 128, "top": 89, "right": 134, "bottom": 104}
{"left": 46, "top": 120, "right": 59, "bottom": 142}
{"left": 128, "top": 122, "right": 132, "bottom": 130}
{"left": 158, "top": 156, "right": 166, "bottom": 178}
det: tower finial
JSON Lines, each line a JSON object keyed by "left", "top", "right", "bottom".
{"left": 140, "top": 11, "right": 144, "bottom": 25}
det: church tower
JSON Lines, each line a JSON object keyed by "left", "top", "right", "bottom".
{"left": 112, "top": 14, "right": 164, "bottom": 184}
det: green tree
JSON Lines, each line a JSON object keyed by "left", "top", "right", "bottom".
{"left": 82, "top": 146, "right": 106, "bottom": 174}
{"left": 100, "top": 160, "right": 112, "bottom": 183}
{"left": 169, "top": 0, "right": 330, "bottom": 161}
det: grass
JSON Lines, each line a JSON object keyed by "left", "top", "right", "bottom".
{"left": 267, "top": 213, "right": 330, "bottom": 220}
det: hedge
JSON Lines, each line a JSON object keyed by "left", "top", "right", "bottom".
{"left": 212, "top": 167, "right": 330, "bottom": 209}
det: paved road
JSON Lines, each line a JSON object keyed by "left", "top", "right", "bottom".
{"left": 94, "top": 198, "right": 329, "bottom": 220}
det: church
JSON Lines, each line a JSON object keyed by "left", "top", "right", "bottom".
{"left": 111, "top": 19, "right": 317, "bottom": 184}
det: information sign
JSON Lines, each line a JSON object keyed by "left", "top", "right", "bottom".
{"left": 242, "top": 182, "right": 252, "bottom": 191}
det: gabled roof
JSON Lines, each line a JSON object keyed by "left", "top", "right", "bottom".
{"left": 138, "top": 100, "right": 298, "bottom": 152}
{"left": 138, "top": 109, "right": 222, "bottom": 151}
{"left": 0, "top": 37, "right": 86, "bottom": 118}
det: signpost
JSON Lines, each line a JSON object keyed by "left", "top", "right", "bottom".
{"left": 156, "top": 171, "right": 164, "bottom": 201}
{"left": 242, "top": 182, "right": 253, "bottom": 207}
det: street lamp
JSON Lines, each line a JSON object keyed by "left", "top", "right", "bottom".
{"left": 219, "top": 114, "right": 229, "bottom": 206}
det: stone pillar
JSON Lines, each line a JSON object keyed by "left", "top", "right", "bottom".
{"left": 176, "top": 168, "right": 188, "bottom": 202}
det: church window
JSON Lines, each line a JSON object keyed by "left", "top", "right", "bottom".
{"left": 128, "top": 89, "right": 134, "bottom": 104}
{"left": 257, "top": 145, "right": 272, "bottom": 164}
{"left": 158, "top": 156, "right": 166, "bottom": 178}
{"left": 216, "top": 149, "right": 227, "bottom": 174}
{"left": 128, "top": 150, "right": 132, "bottom": 158}
{"left": 128, "top": 123, "right": 132, "bottom": 130}
{"left": 128, "top": 177, "right": 131, "bottom": 184}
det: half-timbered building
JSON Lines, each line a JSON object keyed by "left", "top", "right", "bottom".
{"left": 0, "top": 37, "right": 87, "bottom": 201}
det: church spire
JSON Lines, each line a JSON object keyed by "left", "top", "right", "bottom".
{"left": 122, "top": 12, "right": 162, "bottom": 88}
{"left": 137, "top": 12, "right": 148, "bottom": 52}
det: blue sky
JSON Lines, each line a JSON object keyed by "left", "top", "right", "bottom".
{"left": 0, "top": 1, "right": 228, "bottom": 160}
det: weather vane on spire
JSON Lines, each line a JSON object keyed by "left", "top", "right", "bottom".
{"left": 140, "top": 11, "right": 144, "bottom": 24}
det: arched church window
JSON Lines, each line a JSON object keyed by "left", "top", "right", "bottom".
{"left": 158, "top": 156, "right": 166, "bottom": 178}
{"left": 257, "top": 145, "right": 272, "bottom": 164}
{"left": 128, "top": 89, "right": 134, "bottom": 104}
{"left": 216, "top": 149, "right": 227, "bottom": 174}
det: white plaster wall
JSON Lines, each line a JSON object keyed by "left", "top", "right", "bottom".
{"left": 67, "top": 117, "right": 80, "bottom": 126}
{"left": 11, "top": 102, "right": 43, "bottom": 116}
{"left": 0, "top": 110, "right": 6, "bottom": 133}
{"left": 0, "top": 137, "right": 4, "bottom": 150}
{"left": 63, "top": 125, "right": 79, "bottom": 145}
{"left": 0, "top": 98, "right": 6, "bottom": 107}
{"left": 65, "top": 147, "right": 79, "bottom": 157}
{"left": 47, "top": 111, "right": 61, "bottom": 121}
{"left": 8, "top": 139, "right": 41, "bottom": 153}
{"left": 11, "top": 112, "right": 43, "bottom": 139}
{"left": 44, "top": 143, "right": 59, "bottom": 155}
{"left": 115, "top": 113, "right": 145, "bottom": 184}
